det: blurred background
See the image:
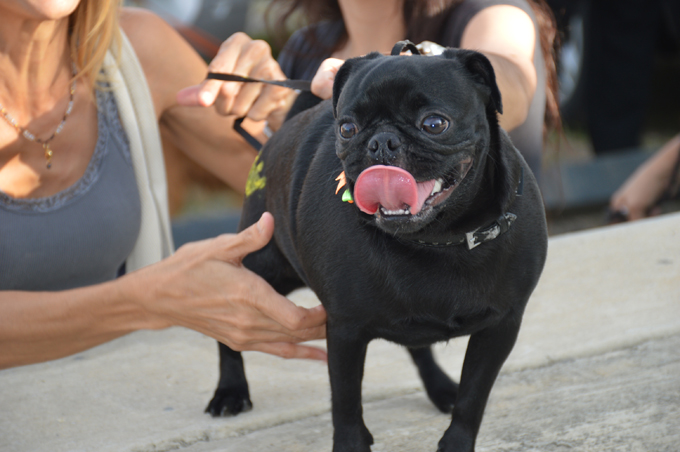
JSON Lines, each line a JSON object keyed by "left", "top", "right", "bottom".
{"left": 125, "top": 0, "right": 680, "bottom": 243}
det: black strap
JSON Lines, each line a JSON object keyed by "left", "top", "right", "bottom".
{"left": 206, "top": 72, "right": 311, "bottom": 151}
{"left": 233, "top": 117, "right": 263, "bottom": 151}
{"left": 206, "top": 72, "right": 312, "bottom": 91}
{"left": 391, "top": 40, "right": 421, "bottom": 56}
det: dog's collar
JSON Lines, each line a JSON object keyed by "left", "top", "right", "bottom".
{"left": 402, "top": 212, "right": 517, "bottom": 250}
{"left": 401, "top": 168, "right": 524, "bottom": 250}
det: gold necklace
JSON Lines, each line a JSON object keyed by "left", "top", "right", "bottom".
{"left": 0, "top": 67, "right": 77, "bottom": 169}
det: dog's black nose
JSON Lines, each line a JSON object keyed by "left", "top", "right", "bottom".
{"left": 368, "top": 132, "right": 402, "bottom": 162}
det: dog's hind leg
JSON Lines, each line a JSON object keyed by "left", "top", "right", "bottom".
{"left": 436, "top": 313, "right": 522, "bottom": 452}
{"left": 205, "top": 236, "right": 305, "bottom": 417}
{"left": 408, "top": 346, "right": 458, "bottom": 414}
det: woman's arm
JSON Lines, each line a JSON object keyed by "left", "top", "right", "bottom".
{"left": 0, "top": 214, "right": 327, "bottom": 370}
{"left": 610, "top": 134, "right": 680, "bottom": 220}
{"left": 119, "top": 8, "right": 289, "bottom": 192}
{"left": 460, "top": 5, "right": 538, "bottom": 131}
{"left": 0, "top": 277, "right": 150, "bottom": 368}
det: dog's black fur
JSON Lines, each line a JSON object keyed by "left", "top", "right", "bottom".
{"left": 206, "top": 47, "right": 548, "bottom": 452}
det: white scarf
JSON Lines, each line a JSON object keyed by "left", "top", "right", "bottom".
{"left": 104, "top": 31, "right": 174, "bottom": 271}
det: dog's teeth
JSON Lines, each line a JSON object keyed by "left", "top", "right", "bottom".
{"left": 381, "top": 207, "right": 410, "bottom": 216}
{"left": 431, "top": 179, "right": 444, "bottom": 196}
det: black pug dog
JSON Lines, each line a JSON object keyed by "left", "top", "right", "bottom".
{"left": 206, "top": 43, "right": 548, "bottom": 452}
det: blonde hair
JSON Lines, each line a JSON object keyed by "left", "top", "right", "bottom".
{"left": 69, "top": 0, "right": 123, "bottom": 92}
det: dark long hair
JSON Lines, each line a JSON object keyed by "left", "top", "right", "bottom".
{"left": 267, "top": 0, "right": 560, "bottom": 135}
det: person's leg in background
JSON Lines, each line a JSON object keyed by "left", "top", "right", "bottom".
{"left": 585, "top": 0, "right": 663, "bottom": 154}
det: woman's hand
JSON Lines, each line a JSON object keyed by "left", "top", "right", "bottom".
{"left": 310, "top": 58, "right": 345, "bottom": 100}
{"left": 122, "top": 212, "right": 327, "bottom": 361}
{"left": 176, "top": 32, "right": 296, "bottom": 131}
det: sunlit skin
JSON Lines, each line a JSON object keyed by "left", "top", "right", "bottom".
{"left": 0, "top": 0, "right": 327, "bottom": 369}
{"left": 610, "top": 134, "right": 680, "bottom": 220}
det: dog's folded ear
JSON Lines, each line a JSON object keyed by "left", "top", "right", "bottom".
{"left": 332, "top": 52, "right": 382, "bottom": 117}
{"left": 443, "top": 49, "right": 503, "bottom": 115}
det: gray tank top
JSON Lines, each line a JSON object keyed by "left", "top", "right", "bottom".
{"left": 0, "top": 89, "right": 142, "bottom": 291}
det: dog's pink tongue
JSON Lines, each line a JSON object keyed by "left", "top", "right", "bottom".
{"left": 354, "top": 165, "right": 435, "bottom": 215}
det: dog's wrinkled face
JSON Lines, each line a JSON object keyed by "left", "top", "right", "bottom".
{"left": 333, "top": 49, "right": 501, "bottom": 234}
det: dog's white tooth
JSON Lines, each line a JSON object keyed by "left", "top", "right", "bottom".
{"left": 381, "top": 207, "right": 411, "bottom": 216}
{"left": 431, "top": 179, "right": 443, "bottom": 196}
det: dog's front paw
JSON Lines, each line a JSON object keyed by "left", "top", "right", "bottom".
{"left": 205, "top": 385, "right": 253, "bottom": 417}
{"left": 332, "top": 424, "right": 374, "bottom": 452}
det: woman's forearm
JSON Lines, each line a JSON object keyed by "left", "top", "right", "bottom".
{"left": 0, "top": 215, "right": 328, "bottom": 370}
{"left": 610, "top": 134, "right": 680, "bottom": 219}
{"left": 0, "top": 280, "right": 151, "bottom": 369}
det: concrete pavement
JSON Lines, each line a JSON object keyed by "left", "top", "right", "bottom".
{"left": 1, "top": 213, "right": 679, "bottom": 452}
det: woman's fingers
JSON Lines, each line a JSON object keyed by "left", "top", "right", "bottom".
{"left": 175, "top": 84, "right": 210, "bottom": 107}
{"left": 130, "top": 211, "right": 327, "bottom": 361}
{"left": 257, "top": 300, "right": 327, "bottom": 339}
{"left": 176, "top": 33, "right": 247, "bottom": 107}
{"left": 228, "top": 267, "right": 327, "bottom": 339}
{"left": 177, "top": 32, "right": 289, "bottom": 121}
{"left": 206, "top": 212, "right": 327, "bottom": 350}
{"left": 311, "top": 58, "right": 345, "bottom": 100}
{"left": 250, "top": 342, "right": 328, "bottom": 361}
{"left": 211, "top": 212, "right": 275, "bottom": 264}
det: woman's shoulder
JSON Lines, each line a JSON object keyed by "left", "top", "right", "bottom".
{"left": 450, "top": 0, "right": 534, "bottom": 16}
{"left": 118, "top": 7, "right": 209, "bottom": 118}
{"left": 438, "top": 0, "right": 536, "bottom": 48}
{"left": 119, "top": 7, "right": 178, "bottom": 58}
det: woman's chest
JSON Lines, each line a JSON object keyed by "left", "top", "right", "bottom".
{"left": 0, "top": 87, "right": 99, "bottom": 199}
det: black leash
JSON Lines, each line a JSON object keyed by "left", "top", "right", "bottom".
{"left": 206, "top": 72, "right": 312, "bottom": 151}
{"left": 206, "top": 39, "right": 420, "bottom": 151}
{"left": 205, "top": 72, "right": 312, "bottom": 91}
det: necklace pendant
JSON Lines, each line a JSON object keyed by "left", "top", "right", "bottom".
{"left": 44, "top": 143, "right": 53, "bottom": 169}
{"left": 0, "top": 64, "right": 77, "bottom": 170}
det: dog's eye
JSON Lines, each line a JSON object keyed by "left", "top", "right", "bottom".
{"left": 339, "top": 122, "right": 358, "bottom": 139}
{"left": 421, "top": 116, "right": 449, "bottom": 134}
